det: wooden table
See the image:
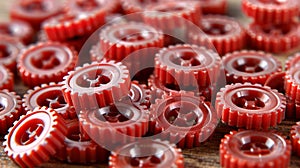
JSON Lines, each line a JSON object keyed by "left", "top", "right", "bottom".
{"left": 0, "top": 0, "right": 300, "bottom": 167}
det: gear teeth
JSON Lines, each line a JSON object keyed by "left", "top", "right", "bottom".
{"left": 223, "top": 50, "right": 282, "bottom": 85}
{"left": 199, "top": 0, "right": 227, "bottom": 14}
{"left": 215, "top": 83, "right": 286, "bottom": 130}
{"left": 129, "top": 80, "right": 151, "bottom": 109}
{"left": 0, "top": 65, "right": 14, "bottom": 91}
{"left": 149, "top": 92, "right": 218, "bottom": 148}
{"left": 17, "top": 42, "right": 78, "bottom": 88}
{"left": 220, "top": 130, "right": 291, "bottom": 168}
{"left": 189, "top": 15, "right": 245, "bottom": 56}
{"left": 242, "top": 0, "right": 299, "bottom": 24}
{"left": 285, "top": 52, "right": 300, "bottom": 70}
{"left": 3, "top": 106, "right": 67, "bottom": 167}
{"left": 285, "top": 68, "right": 300, "bottom": 102}
{"left": 90, "top": 43, "right": 105, "bottom": 62}
{"left": 291, "top": 122, "right": 300, "bottom": 156}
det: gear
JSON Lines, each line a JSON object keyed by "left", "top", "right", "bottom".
{"left": 285, "top": 68, "right": 300, "bottom": 102}
{"left": 99, "top": 22, "right": 164, "bottom": 62}
{"left": 285, "top": 52, "right": 300, "bottom": 70}
{"left": 215, "top": 83, "right": 286, "bottom": 130}
{"left": 79, "top": 101, "right": 149, "bottom": 147}
{"left": 189, "top": 15, "right": 246, "bottom": 56}
{"left": 42, "top": 12, "right": 104, "bottom": 41}
{"left": 62, "top": 60, "right": 131, "bottom": 110}
{"left": 0, "top": 35, "right": 25, "bottom": 72}
{"left": 23, "top": 83, "right": 76, "bottom": 120}
{"left": 65, "top": 0, "right": 121, "bottom": 14}
{"left": 223, "top": 50, "right": 282, "bottom": 85}
{"left": 109, "top": 139, "right": 184, "bottom": 168}
{"left": 56, "top": 119, "right": 109, "bottom": 164}
{"left": 154, "top": 44, "right": 221, "bottom": 88}
{"left": 3, "top": 106, "right": 67, "bottom": 167}
{"left": 195, "top": 0, "right": 227, "bottom": 14}
{"left": 17, "top": 42, "right": 78, "bottom": 88}
{"left": 0, "top": 90, "right": 23, "bottom": 135}
{"left": 0, "top": 21, "right": 34, "bottom": 44}
{"left": 264, "top": 72, "right": 286, "bottom": 94}
{"left": 10, "top": 0, "right": 63, "bottom": 30}
{"left": 291, "top": 122, "right": 300, "bottom": 156}
{"left": 242, "top": 0, "right": 299, "bottom": 24}
{"left": 0, "top": 65, "right": 14, "bottom": 91}
{"left": 246, "top": 21, "right": 300, "bottom": 53}
{"left": 149, "top": 91, "right": 218, "bottom": 148}
{"left": 220, "top": 130, "right": 291, "bottom": 168}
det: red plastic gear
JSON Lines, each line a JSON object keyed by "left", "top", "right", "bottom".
{"left": 17, "top": 42, "right": 78, "bottom": 88}
{"left": 246, "top": 21, "right": 300, "bottom": 54}
{"left": 215, "top": 83, "right": 286, "bottom": 130}
{"left": 291, "top": 122, "right": 300, "bottom": 156}
{"left": 285, "top": 52, "right": 300, "bottom": 70}
{"left": 285, "top": 97, "right": 300, "bottom": 119}
{"left": 42, "top": 12, "right": 105, "bottom": 41}
{"left": 285, "top": 68, "right": 300, "bottom": 102}
{"left": 220, "top": 130, "right": 291, "bottom": 168}
{"left": 62, "top": 61, "right": 131, "bottom": 110}
{"left": 0, "top": 90, "right": 23, "bottom": 135}
{"left": 196, "top": 0, "right": 227, "bottom": 14}
{"left": 3, "top": 106, "right": 67, "bottom": 167}
{"left": 189, "top": 15, "right": 246, "bottom": 56}
{"left": 0, "top": 65, "right": 14, "bottom": 91}
{"left": 109, "top": 139, "right": 184, "bottom": 168}
{"left": 143, "top": 1, "right": 202, "bottom": 29}
{"left": 128, "top": 80, "right": 151, "bottom": 109}
{"left": 56, "top": 119, "right": 109, "bottom": 164}
{"left": 155, "top": 44, "right": 221, "bottom": 88}
{"left": 223, "top": 50, "right": 282, "bottom": 85}
{"left": 0, "top": 21, "right": 34, "bottom": 45}
{"left": 65, "top": 0, "right": 121, "bottom": 15}
{"left": 149, "top": 91, "right": 218, "bottom": 148}
{"left": 23, "top": 83, "right": 76, "bottom": 120}
{"left": 99, "top": 22, "right": 164, "bottom": 62}
{"left": 264, "top": 72, "right": 286, "bottom": 94}
{"left": 148, "top": 75, "right": 214, "bottom": 103}
{"left": 0, "top": 35, "right": 25, "bottom": 72}
{"left": 242, "top": 0, "right": 299, "bottom": 24}
{"left": 10, "top": 0, "right": 63, "bottom": 30}
{"left": 79, "top": 101, "right": 149, "bottom": 146}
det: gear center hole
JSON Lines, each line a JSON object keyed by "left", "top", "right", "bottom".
{"left": 97, "top": 105, "right": 134, "bottom": 123}
{"left": 37, "top": 90, "right": 67, "bottom": 109}
{"left": 171, "top": 51, "right": 202, "bottom": 66}
{"left": 233, "top": 57, "right": 268, "bottom": 73}
{"left": 22, "top": 1, "right": 48, "bottom": 12}
{"left": 231, "top": 90, "right": 269, "bottom": 110}
{"left": 240, "top": 136, "right": 274, "bottom": 156}
{"left": 126, "top": 147, "right": 164, "bottom": 166}
{"left": 31, "top": 50, "right": 61, "bottom": 70}
{"left": 203, "top": 23, "right": 232, "bottom": 35}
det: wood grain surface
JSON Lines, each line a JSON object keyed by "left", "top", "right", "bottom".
{"left": 0, "top": 0, "right": 299, "bottom": 168}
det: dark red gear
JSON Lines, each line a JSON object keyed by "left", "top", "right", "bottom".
{"left": 155, "top": 44, "right": 221, "bottom": 88}
{"left": 42, "top": 12, "right": 105, "bottom": 41}
{"left": 285, "top": 97, "right": 300, "bottom": 119}
{"left": 291, "top": 122, "right": 300, "bottom": 156}
{"left": 17, "top": 42, "right": 78, "bottom": 88}
{"left": 109, "top": 139, "right": 184, "bottom": 168}
{"left": 62, "top": 61, "right": 131, "bottom": 110}
{"left": 10, "top": 0, "right": 63, "bottom": 30}
{"left": 0, "top": 21, "right": 34, "bottom": 45}
{"left": 65, "top": 0, "right": 121, "bottom": 15}
{"left": 264, "top": 72, "right": 286, "bottom": 94}
{"left": 215, "top": 83, "right": 286, "bottom": 130}
{"left": 79, "top": 101, "right": 149, "bottom": 146}
{"left": 22, "top": 83, "right": 76, "bottom": 120}
{"left": 99, "top": 22, "right": 164, "bottom": 62}
{"left": 0, "top": 90, "right": 23, "bottom": 135}
{"left": 148, "top": 75, "right": 214, "bottom": 103}
{"left": 285, "top": 68, "right": 300, "bottom": 102}
{"left": 0, "top": 35, "right": 25, "bottom": 72}
{"left": 189, "top": 15, "right": 246, "bottom": 56}
{"left": 223, "top": 50, "right": 282, "bottom": 85}
{"left": 90, "top": 43, "right": 105, "bottom": 62}
{"left": 195, "top": 0, "right": 227, "bottom": 14}
{"left": 220, "top": 130, "right": 291, "bottom": 168}
{"left": 143, "top": 1, "right": 202, "bottom": 29}
{"left": 242, "top": 0, "right": 299, "bottom": 24}
{"left": 285, "top": 52, "right": 300, "bottom": 70}
{"left": 149, "top": 91, "right": 218, "bottom": 148}
{"left": 128, "top": 80, "right": 151, "bottom": 109}
{"left": 246, "top": 21, "right": 300, "bottom": 54}
{"left": 0, "top": 65, "right": 14, "bottom": 91}
{"left": 3, "top": 106, "right": 67, "bottom": 168}
{"left": 56, "top": 119, "right": 109, "bottom": 164}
